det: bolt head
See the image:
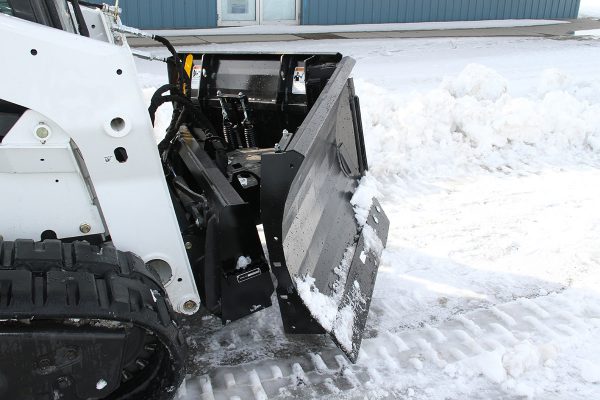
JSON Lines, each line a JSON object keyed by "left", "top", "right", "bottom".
{"left": 34, "top": 124, "right": 52, "bottom": 142}
{"left": 183, "top": 300, "right": 197, "bottom": 312}
{"left": 35, "top": 126, "right": 49, "bottom": 139}
{"left": 185, "top": 242, "right": 193, "bottom": 250}
{"left": 79, "top": 223, "right": 91, "bottom": 234}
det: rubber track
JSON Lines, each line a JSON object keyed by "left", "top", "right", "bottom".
{"left": 0, "top": 239, "right": 186, "bottom": 400}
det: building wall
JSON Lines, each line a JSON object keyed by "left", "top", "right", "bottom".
{"left": 118, "top": 0, "right": 217, "bottom": 29}
{"left": 301, "top": 0, "right": 581, "bottom": 25}
{"left": 115, "top": 0, "right": 580, "bottom": 30}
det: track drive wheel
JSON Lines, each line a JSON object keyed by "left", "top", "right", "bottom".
{"left": 0, "top": 239, "right": 187, "bottom": 400}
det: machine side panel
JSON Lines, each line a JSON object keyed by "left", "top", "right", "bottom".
{"left": 0, "top": 14, "right": 199, "bottom": 314}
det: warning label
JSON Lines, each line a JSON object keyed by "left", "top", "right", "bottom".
{"left": 292, "top": 66, "right": 306, "bottom": 95}
{"left": 191, "top": 64, "right": 203, "bottom": 90}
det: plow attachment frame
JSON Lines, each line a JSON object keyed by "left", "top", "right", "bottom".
{"left": 261, "top": 57, "right": 389, "bottom": 361}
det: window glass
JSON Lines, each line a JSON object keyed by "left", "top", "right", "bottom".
{"left": 263, "top": 0, "right": 296, "bottom": 21}
{"left": 221, "top": 0, "right": 256, "bottom": 22}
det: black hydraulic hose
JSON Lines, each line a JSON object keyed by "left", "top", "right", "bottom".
{"left": 149, "top": 94, "right": 192, "bottom": 125}
{"left": 153, "top": 35, "right": 187, "bottom": 93}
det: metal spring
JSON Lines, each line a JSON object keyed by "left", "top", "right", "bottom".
{"left": 244, "top": 123, "right": 256, "bottom": 148}
{"left": 223, "top": 120, "right": 237, "bottom": 148}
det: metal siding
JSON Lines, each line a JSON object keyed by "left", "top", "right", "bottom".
{"left": 572, "top": 0, "right": 582, "bottom": 18}
{"left": 466, "top": 0, "right": 476, "bottom": 20}
{"left": 389, "top": 0, "right": 399, "bottom": 23}
{"left": 318, "top": 0, "right": 327, "bottom": 23}
{"left": 474, "top": 0, "right": 484, "bottom": 20}
{"left": 365, "top": 0, "right": 374, "bottom": 23}
{"left": 344, "top": 0, "right": 353, "bottom": 24}
{"left": 113, "top": 0, "right": 216, "bottom": 28}
{"left": 372, "top": 0, "right": 382, "bottom": 23}
{"left": 516, "top": 0, "right": 526, "bottom": 18}
{"left": 396, "top": 0, "right": 406, "bottom": 22}
{"left": 114, "top": 0, "right": 581, "bottom": 29}
{"left": 558, "top": 0, "right": 568, "bottom": 17}
{"left": 429, "top": 0, "right": 438, "bottom": 21}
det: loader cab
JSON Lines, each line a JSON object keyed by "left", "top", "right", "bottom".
{"left": 2, "top": 0, "right": 89, "bottom": 36}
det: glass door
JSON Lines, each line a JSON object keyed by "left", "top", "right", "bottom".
{"left": 219, "top": 0, "right": 258, "bottom": 26}
{"left": 218, "top": 0, "right": 299, "bottom": 26}
{"left": 261, "top": 0, "right": 298, "bottom": 24}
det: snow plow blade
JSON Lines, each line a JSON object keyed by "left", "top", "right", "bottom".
{"left": 261, "top": 57, "right": 390, "bottom": 362}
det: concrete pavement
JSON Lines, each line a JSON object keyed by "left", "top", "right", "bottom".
{"left": 127, "top": 18, "right": 600, "bottom": 47}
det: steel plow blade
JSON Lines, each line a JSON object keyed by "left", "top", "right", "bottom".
{"left": 261, "top": 56, "right": 390, "bottom": 361}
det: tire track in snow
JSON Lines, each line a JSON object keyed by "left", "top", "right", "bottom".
{"left": 177, "top": 291, "right": 594, "bottom": 399}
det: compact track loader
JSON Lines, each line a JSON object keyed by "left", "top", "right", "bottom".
{"left": 0, "top": 2, "right": 389, "bottom": 399}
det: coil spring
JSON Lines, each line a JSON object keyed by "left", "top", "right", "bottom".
{"left": 223, "top": 120, "right": 236, "bottom": 148}
{"left": 244, "top": 123, "right": 256, "bottom": 148}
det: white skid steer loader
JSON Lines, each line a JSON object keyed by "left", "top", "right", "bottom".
{"left": 0, "top": 2, "right": 389, "bottom": 399}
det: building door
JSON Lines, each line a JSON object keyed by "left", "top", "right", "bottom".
{"left": 218, "top": 0, "right": 299, "bottom": 26}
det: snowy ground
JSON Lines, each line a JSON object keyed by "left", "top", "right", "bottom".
{"left": 136, "top": 36, "right": 600, "bottom": 399}
{"left": 580, "top": 0, "right": 600, "bottom": 18}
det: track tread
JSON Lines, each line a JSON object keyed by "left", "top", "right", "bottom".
{"left": 181, "top": 293, "right": 594, "bottom": 399}
{"left": 0, "top": 239, "right": 186, "bottom": 400}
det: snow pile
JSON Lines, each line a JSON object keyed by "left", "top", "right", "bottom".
{"left": 579, "top": 0, "right": 600, "bottom": 17}
{"left": 442, "top": 64, "right": 508, "bottom": 101}
{"left": 580, "top": 359, "right": 600, "bottom": 383}
{"left": 357, "top": 64, "right": 600, "bottom": 186}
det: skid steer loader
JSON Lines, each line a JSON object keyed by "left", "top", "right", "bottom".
{"left": 0, "top": 2, "right": 389, "bottom": 399}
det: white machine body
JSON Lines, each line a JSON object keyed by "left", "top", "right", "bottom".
{"left": 0, "top": 9, "right": 200, "bottom": 314}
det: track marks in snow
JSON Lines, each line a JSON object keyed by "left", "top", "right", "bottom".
{"left": 178, "top": 291, "right": 596, "bottom": 399}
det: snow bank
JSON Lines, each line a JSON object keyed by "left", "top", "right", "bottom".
{"left": 579, "top": 0, "right": 600, "bottom": 18}
{"left": 356, "top": 63, "right": 600, "bottom": 189}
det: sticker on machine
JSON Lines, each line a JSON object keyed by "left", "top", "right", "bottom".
{"left": 292, "top": 66, "right": 306, "bottom": 95}
{"left": 191, "top": 64, "right": 203, "bottom": 89}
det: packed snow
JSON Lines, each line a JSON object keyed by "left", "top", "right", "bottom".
{"left": 136, "top": 35, "right": 600, "bottom": 399}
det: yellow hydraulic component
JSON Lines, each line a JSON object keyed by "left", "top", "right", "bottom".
{"left": 183, "top": 54, "right": 194, "bottom": 95}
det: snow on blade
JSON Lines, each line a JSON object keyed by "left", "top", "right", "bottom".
{"left": 295, "top": 245, "right": 362, "bottom": 348}
{"left": 350, "top": 174, "right": 381, "bottom": 227}
{"left": 294, "top": 275, "right": 338, "bottom": 332}
{"left": 235, "top": 256, "right": 252, "bottom": 270}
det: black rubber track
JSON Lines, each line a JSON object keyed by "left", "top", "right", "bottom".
{"left": 0, "top": 239, "right": 187, "bottom": 400}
